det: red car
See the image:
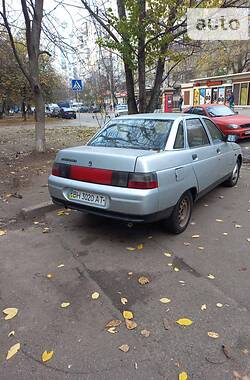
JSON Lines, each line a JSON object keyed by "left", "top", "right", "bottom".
{"left": 184, "top": 104, "right": 250, "bottom": 140}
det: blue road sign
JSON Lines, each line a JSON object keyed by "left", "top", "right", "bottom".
{"left": 72, "top": 79, "right": 83, "bottom": 91}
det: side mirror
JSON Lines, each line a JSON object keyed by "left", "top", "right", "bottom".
{"left": 226, "top": 134, "right": 238, "bottom": 142}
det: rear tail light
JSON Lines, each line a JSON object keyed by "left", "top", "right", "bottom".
{"left": 52, "top": 162, "right": 157, "bottom": 189}
{"left": 128, "top": 172, "right": 158, "bottom": 189}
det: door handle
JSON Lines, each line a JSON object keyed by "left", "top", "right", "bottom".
{"left": 217, "top": 148, "right": 221, "bottom": 154}
{"left": 192, "top": 154, "right": 198, "bottom": 160}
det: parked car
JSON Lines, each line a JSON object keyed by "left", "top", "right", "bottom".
{"left": 184, "top": 104, "right": 250, "bottom": 140}
{"left": 45, "top": 104, "right": 60, "bottom": 117}
{"left": 48, "top": 113, "right": 241, "bottom": 233}
{"left": 90, "top": 105, "right": 100, "bottom": 113}
{"left": 50, "top": 106, "right": 61, "bottom": 118}
{"left": 115, "top": 104, "right": 128, "bottom": 117}
{"left": 79, "top": 105, "right": 89, "bottom": 113}
{"left": 59, "top": 107, "right": 76, "bottom": 119}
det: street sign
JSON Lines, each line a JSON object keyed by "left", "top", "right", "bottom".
{"left": 72, "top": 79, "right": 83, "bottom": 91}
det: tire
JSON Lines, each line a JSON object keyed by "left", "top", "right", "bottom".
{"left": 164, "top": 191, "right": 193, "bottom": 234}
{"left": 223, "top": 159, "right": 240, "bottom": 187}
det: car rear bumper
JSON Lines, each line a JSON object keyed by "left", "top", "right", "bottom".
{"left": 48, "top": 175, "right": 166, "bottom": 221}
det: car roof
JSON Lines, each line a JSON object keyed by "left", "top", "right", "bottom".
{"left": 116, "top": 112, "right": 202, "bottom": 120}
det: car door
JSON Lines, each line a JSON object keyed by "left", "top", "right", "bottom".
{"left": 202, "top": 118, "right": 234, "bottom": 177}
{"left": 185, "top": 117, "right": 219, "bottom": 192}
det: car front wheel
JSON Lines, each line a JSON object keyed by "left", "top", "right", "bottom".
{"left": 223, "top": 159, "right": 240, "bottom": 187}
{"left": 164, "top": 191, "right": 193, "bottom": 234}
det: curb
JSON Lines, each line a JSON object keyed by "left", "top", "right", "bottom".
{"left": 20, "top": 201, "right": 60, "bottom": 220}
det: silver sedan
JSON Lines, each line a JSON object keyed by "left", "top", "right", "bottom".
{"left": 48, "top": 113, "right": 242, "bottom": 233}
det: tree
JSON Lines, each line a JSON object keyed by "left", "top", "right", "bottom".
{"left": 1, "top": 0, "right": 47, "bottom": 151}
{"left": 80, "top": 0, "right": 246, "bottom": 114}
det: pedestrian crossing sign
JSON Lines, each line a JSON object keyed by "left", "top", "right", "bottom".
{"left": 72, "top": 79, "right": 83, "bottom": 91}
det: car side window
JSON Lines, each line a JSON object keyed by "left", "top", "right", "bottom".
{"left": 203, "top": 119, "right": 224, "bottom": 144}
{"left": 192, "top": 107, "right": 206, "bottom": 116}
{"left": 186, "top": 118, "right": 210, "bottom": 148}
{"left": 174, "top": 121, "right": 184, "bottom": 149}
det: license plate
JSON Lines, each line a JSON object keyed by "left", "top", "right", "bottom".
{"left": 245, "top": 131, "right": 250, "bottom": 135}
{"left": 68, "top": 190, "right": 107, "bottom": 207}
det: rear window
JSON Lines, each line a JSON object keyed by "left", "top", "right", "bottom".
{"left": 89, "top": 119, "right": 173, "bottom": 150}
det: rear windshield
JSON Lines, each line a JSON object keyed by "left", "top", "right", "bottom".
{"left": 88, "top": 119, "right": 173, "bottom": 150}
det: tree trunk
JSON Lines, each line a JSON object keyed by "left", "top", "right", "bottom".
{"left": 124, "top": 62, "right": 138, "bottom": 114}
{"left": 138, "top": 0, "right": 146, "bottom": 113}
{"left": 146, "top": 57, "right": 165, "bottom": 112}
{"left": 33, "top": 88, "right": 45, "bottom": 152}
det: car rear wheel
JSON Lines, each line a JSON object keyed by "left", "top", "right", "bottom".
{"left": 223, "top": 159, "right": 240, "bottom": 187}
{"left": 164, "top": 191, "right": 193, "bottom": 234}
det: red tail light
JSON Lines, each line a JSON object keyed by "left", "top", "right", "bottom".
{"left": 52, "top": 163, "right": 60, "bottom": 176}
{"left": 69, "top": 166, "right": 113, "bottom": 185}
{"left": 128, "top": 172, "right": 158, "bottom": 189}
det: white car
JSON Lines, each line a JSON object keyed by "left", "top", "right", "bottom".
{"left": 115, "top": 104, "right": 128, "bottom": 117}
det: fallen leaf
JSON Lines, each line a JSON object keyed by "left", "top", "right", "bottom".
{"left": 176, "top": 318, "right": 193, "bottom": 326}
{"left": 208, "top": 331, "right": 219, "bottom": 339}
{"left": 33, "top": 221, "right": 39, "bottom": 225}
{"left": 106, "top": 320, "right": 122, "bottom": 329}
{"left": 91, "top": 292, "right": 100, "bottom": 300}
{"left": 61, "top": 302, "right": 70, "bottom": 308}
{"left": 6, "top": 343, "right": 20, "bottom": 360}
{"left": 57, "top": 264, "right": 64, "bottom": 268}
{"left": 47, "top": 273, "right": 53, "bottom": 279}
{"left": 126, "top": 247, "right": 135, "bottom": 251}
{"left": 216, "top": 219, "right": 223, "bottom": 222}
{"left": 174, "top": 267, "right": 180, "bottom": 272}
{"left": 119, "top": 344, "right": 129, "bottom": 353}
{"left": 192, "top": 234, "right": 200, "bottom": 238}
{"left": 235, "top": 224, "right": 242, "bottom": 228}
{"left": 198, "top": 246, "right": 205, "bottom": 250}
{"left": 138, "top": 276, "right": 150, "bottom": 285}
{"left": 201, "top": 304, "right": 207, "bottom": 311}
{"left": 125, "top": 319, "right": 137, "bottom": 330}
{"left": 216, "top": 303, "right": 223, "bottom": 308}
{"left": 42, "top": 350, "right": 54, "bottom": 362}
{"left": 184, "top": 242, "right": 190, "bottom": 246}
{"left": 3, "top": 308, "right": 18, "bottom": 320}
{"left": 141, "top": 329, "right": 150, "bottom": 337}
{"left": 57, "top": 210, "right": 66, "bottom": 216}
{"left": 247, "top": 238, "right": 250, "bottom": 242}
{"left": 123, "top": 310, "right": 133, "bottom": 320}
{"left": 208, "top": 274, "right": 215, "bottom": 279}
{"left": 164, "top": 252, "right": 172, "bottom": 257}
{"left": 219, "top": 195, "right": 224, "bottom": 199}
{"left": 179, "top": 371, "right": 188, "bottom": 380}
{"left": 168, "top": 263, "right": 173, "bottom": 266}
{"left": 121, "top": 297, "right": 128, "bottom": 305}
{"left": 8, "top": 330, "right": 15, "bottom": 337}
{"left": 42, "top": 227, "right": 50, "bottom": 233}
{"left": 107, "top": 327, "right": 117, "bottom": 334}
{"left": 137, "top": 243, "right": 144, "bottom": 250}
{"left": 128, "top": 272, "right": 133, "bottom": 275}
{"left": 160, "top": 298, "right": 171, "bottom": 304}
{"left": 204, "top": 204, "right": 208, "bottom": 207}
{"left": 0, "top": 229, "right": 7, "bottom": 236}
{"left": 223, "top": 232, "right": 228, "bottom": 236}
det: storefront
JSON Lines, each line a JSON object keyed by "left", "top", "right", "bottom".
{"left": 181, "top": 72, "right": 250, "bottom": 110}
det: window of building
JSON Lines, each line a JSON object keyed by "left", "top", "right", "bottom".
{"left": 240, "top": 83, "right": 248, "bottom": 105}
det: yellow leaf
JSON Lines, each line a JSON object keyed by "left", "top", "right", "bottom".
{"left": 128, "top": 272, "right": 133, "bottom": 275}
{"left": 126, "top": 247, "right": 135, "bottom": 251}
{"left": 208, "top": 274, "right": 215, "bottom": 279}
{"left": 207, "top": 331, "right": 219, "bottom": 339}
{"left": 3, "top": 308, "right": 18, "bottom": 320}
{"left": 123, "top": 310, "right": 133, "bottom": 320}
{"left": 174, "top": 267, "right": 180, "bottom": 272}
{"left": 119, "top": 344, "right": 130, "bottom": 353}
{"left": 164, "top": 252, "right": 172, "bottom": 257}
{"left": 8, "top": 330, "right": 15, "bottom": 337}
{"left": 6, "top": 343, "right": 20, "bottom": 360}
{"left": 179, "top": 371, "right": 188, "bottom": 380}
{"left": 105, "top": 320, "right": 122, "bottom": 328}
{"left": 141, "top": 329, "right": 150, "bottom": 337}
{"left": 107, "top": 327, "right": 117, "bottom": 334}
{"left": 138, "top": 276, "right": 150, "bottom": 285}
{"left": 57, "top": 210, "right": 66, "bottom": 216}
{"left": 192, "top": 234, "right": 200, "bottom": 238}
{"left": 176, "top": 318, "right": 193, "bottom": 326}
{"left": 61, "top": 302, "right": 70, "bottom": 308}
{"left": 121, "top": 297, "right": 128, "bottom": 305}
{"left": 0, "top": 229, "right": 7, "bottom": 236}
{"left": 201, "top": 304, "right": 207, "bottom": 311}
{"left": 57, "top": 264, "right": 64, "bottom": 268}
{"left": 160, "top": 298, "right": 171, "bottom": 304}
{"left": 216, "top": 303, "right": 223, "bottom": 308}
{"left": 42, "top": 350, "right": 54, "bottom": 362}
{"left": 125, "top": 319, "right": 137, "bottom": 330}
{"left": 91, "top": 292, "right": 100, "bottom": 300}
{"left": 137, "top": 243, "right": 144, "bottom": 250}
{"left": 47, "top": 273, "right": 53, "bottom": 279}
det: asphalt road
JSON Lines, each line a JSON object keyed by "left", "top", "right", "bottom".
{"left": 1, "top": 164, "right": 250, "bottom": 379}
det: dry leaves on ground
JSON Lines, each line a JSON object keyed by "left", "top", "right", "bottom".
{"left": 8, "top": 331, "right": 15, "bottom": 337}
{"left": 208, "top": 274, "right": 215, "bottom": 279}
{"left": 3, "top": 308, "right": 18, "bottom": 320}
{"left": 137, "top": 243, "right": 144, "bottom": 250}
{"left": 192, "top": 234, "right": 200, "bottom": 238}
{"left": 126, "top": 247, "right": 135, "bottom": 251}
{"left": 121, "top": 297, "right": 128, "bottom": 305}
{"left": 176, "top": 318, "right": 193, "bottom": 326}
{"left": 91, "top": 292, "right": 100, "bottom": 300}
{"left": 106, "top": 320, "right": 122, "bottom": 328}
{"left": 0, "top": 229, "right": 7, "bottom": 236}
{"left": 123, "top": 310, "right": 134, "bottom": 320}
{"left": 107, "top": 327, "right": 118, "bottom": 334}
{"left": 6, "top": 343, "right": 20, "bottom": 360}
{"left": 47, "top": 273, "right": 53, "bottom": 279}
{"left": 179, "top": 372, "right": 188, "bottom": 380}
{"left": 125, "top": 319, "right": 137, "bottom": 330}
{"left": 61, "top": 302, "right": 70, "bottom": 308}
{"left": 119, "top": 344, "right": 130, "bottom": 353}
{"left": 201, "top": 304, "right": 207, "bottom": 311}
{"left": 141, "top": 329, "right": 150, "bottom": 337}
{"left": 160, "top": 298, "right": 171, "bottom": 304}
{"left": 42, "top": 350, "right": 54, "bottom": 362}
{"left": 138, "top": 276, "right": 150, "bottom": 285}
{"left": 207, "top": 331, "right": 220, "bottom": 339}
